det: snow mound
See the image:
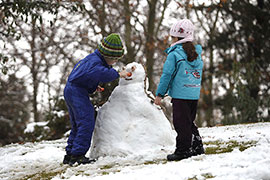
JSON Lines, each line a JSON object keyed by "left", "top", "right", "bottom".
{"left": 24, "top": 121, "right": 49, "bottom": 133}
{"left": 90, "top": 62, "right": 175, "bottom": 158}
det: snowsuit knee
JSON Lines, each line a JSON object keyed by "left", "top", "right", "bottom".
{"left": 64, "top": 49, "right": 119, "bottom": 156}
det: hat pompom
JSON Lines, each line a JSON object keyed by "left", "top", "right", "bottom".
{"left": 98, "top": 33, "right": 125, "bottom": 59}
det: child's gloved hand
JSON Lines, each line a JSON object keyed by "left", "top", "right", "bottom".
{"left": 119, "top": 70, "right": 131, "bottom": 78}
{"left": 96, "top": 85, "right": 104, "bottom": 92}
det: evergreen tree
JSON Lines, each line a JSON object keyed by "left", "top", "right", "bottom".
{"left": 213, "top": 0, "right": 270, "bottom": 123}
{"left": 0, "top": 74, "right": 30, "bottom": 146}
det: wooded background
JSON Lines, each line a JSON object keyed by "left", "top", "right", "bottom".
{"left": 0, "top": 0, "right": 269, "bottom": 146}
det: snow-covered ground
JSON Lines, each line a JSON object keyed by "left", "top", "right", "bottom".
{"left": 0, "top": 122, "right": 270, "bottom": 180}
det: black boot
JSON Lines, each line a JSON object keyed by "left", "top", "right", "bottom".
{"left": 167, "top": 148, "right": 193, "bottom": 161}
{"left": 193, "top": 144, "right": 205, "bottom": 156}
{"left": 63, "top": 154, "right": 71, "bottom": 164}
{"left": 69, "top": 155, "right": 96, "bottom": 166}
{"left": 192, "top": 135, "right": 205, "bottom": 156}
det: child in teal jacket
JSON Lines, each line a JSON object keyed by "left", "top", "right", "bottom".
{"left": 156, "top": 44, "right": 203, "bottom": 99}
{"left": 155, "top": 19, "right": 204, "bottom": 161}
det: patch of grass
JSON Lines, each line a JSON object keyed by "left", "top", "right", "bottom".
{"left": 22, "top": 166, "right": 68, "bottom": 180}
{"left": 97, "top": 159, "right": 168, "bottom": 177}
{"left": 23, "top": 171, "right": 63, "bottom": 180}
{"left": 98, "top": 166, "right": 121, "bottom": 176}
{"left": 187, "top": 177, "right": 198, "bottom": 180}
{"left": 40, "top": 171, "right": 62, "bottom": 179}
{"left": 143, "top": 159, "right": 167, "bottom": 165}
{"left": 144, "top": 161, "right": 156, "bottom": 165}
{"left": 204, "top": 140, "right": 256, "bottom": 155}
{"left": 188, "top": 173, "right": 215, "bottom": 180}
{"left": 101, "top": 171, "right": 110, "bottom": 175}
{"left": 202, "top": 173, "right": 215, "bottom": 179}
{"left": 100, "top": 164, "right": 114, "bottom": 170}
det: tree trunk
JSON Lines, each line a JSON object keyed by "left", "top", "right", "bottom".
{"left": 145, "top": 0, "right": 158, "bottom": 92}
{"left": 123, "top": 0, "right": 135, "bottom": 64}
{"left": 30, "top": 19, "right": 39, "bottom": 122}
{"left": 205, "top": 47, "right": 214, "bottom": 126}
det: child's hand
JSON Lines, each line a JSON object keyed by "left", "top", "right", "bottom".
{"left": 119, "top": 70, "right": 130, "bottom": 78}
{"left": 154, "top": 96, "right": 162, "bottom": 106}
{"left": 96, "top": 86, "right": 104, "bottom": 92}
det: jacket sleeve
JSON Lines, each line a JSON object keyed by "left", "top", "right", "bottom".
{"left": 91, "top": 63, "right": 120, "bottom": 83}
{"left": 156, "top": 53, "right": 176, "bottom": 97}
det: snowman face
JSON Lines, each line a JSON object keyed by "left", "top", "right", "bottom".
{"left": 119, "top": 62, "right": 145, "bottom": 86}
{"left": 124, "top": 65, "right": 136, "bottom": 81}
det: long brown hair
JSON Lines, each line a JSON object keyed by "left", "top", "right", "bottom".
{"left": 178, "top": 38, "right": 198, "bottom": 62}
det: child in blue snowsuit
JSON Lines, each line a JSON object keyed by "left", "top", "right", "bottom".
{"left": 63, "top": 33, "right": 129, "bottom": 165}
{"left": 154, "top": 19, "right": 205, "bottom": 161}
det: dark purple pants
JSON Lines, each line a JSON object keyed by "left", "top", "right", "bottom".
{"left": 172, "top": 98, "right": 200, "bottom": 152}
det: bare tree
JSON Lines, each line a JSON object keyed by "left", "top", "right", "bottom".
{"left": 6, "top": 9, "right": 85, "bottom": 122}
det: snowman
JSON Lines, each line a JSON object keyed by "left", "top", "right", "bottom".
{"left": 90, "top": 62, "right": 175, "bottom": 158}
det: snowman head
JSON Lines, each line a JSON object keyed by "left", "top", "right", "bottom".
{"left": 119, "top": 62, "right": 145, "bottom": 86}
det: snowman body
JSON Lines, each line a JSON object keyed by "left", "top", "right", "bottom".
{"left": 90, "top": 62, "right": 175, "bottom": 158}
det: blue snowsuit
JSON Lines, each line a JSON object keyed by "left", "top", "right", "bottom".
{"left": 64, "top": 49, "right": 119, "bottom": 156}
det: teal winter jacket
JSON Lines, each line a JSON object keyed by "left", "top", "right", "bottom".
{"left": 156, "top": 44, "right": 203, "bottom": 100}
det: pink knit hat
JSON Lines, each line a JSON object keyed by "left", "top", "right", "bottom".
{"left": 170, "top": 19, "right": 195, "bottom": 46}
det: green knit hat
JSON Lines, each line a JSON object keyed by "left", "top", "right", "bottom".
{"left": 98, "top": 33, "right": 125, "bottom": 59}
